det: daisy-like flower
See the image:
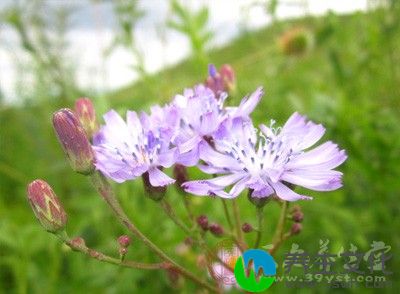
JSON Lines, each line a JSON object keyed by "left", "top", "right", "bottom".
{"left": 172, "top": 85, "right": 263, "bottom": 166}
{"left": 182, "top": 112, "right": 347, "bottom": 201}
{"left": 93, "top": 109, "right": 177, "bottom": 186}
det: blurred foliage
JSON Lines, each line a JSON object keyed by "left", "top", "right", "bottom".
{"left": 167, "top": 0, "right": 213, "bottom": 72}
{"left": 1, "top": 2, "right": 400, "bottom": 294}
{"left": 0, "top": 0, "right": 79, "bottom": 103}
{"left": 105, "top": 0, "right": 147, "bottom": 78}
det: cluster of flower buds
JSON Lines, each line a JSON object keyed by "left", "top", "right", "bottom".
{"left": 117, "top": 235, "right": 132, "bottom": 261}
{"left": 52, "top": 108, "right": 95, "bottom": 175}
{"left": 289, "top": 205, "right": 304, "bottom": 235}
{"left": 196, "top": 215, "right": 224, "bottom": 237}
{"left": 278, "top": 26, "right": 314, "bottom": 56}
{"left": 27, "top": 180, "right": 67, "bottom": 234}
{"left": 205, "top": 64, "right": 236, "bottom": 96}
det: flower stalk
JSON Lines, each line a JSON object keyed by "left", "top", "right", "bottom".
{"left": 90, "top": 171, "right": 217, "bottom": 293}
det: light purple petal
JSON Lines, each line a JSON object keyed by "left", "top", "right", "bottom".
{"left": 270, "top": 181, "right": 313, "bottom": 201}
{"left": 148, "top": 168, "right": 175, "bottom": 187}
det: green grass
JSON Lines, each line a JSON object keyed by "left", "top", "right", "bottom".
{"left": 1, "top": 9, "right": 399, "bottom": 293}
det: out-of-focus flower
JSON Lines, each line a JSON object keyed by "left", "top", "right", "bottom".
{"left": 278, "top": 27, "right": 314, "bottom": 56}
{"left": 93, "top": 110, "right": 177, "bottom": 186}
{"left": 205, "top": 64, "right": 236, "bottom": 96}
{"left": 212, "top": 246, "right": 241, "bottom": 289}
{"left": 74, "top": 98, "right": 98, "bottom": 139}
{"left": 183, "top": 112, "right": 347, "bottom": 201}
{"left": 27, "top": 180, "right": 67, "bottom": 233}
{"left": 172, "top": 85, "right": 263, "bottom": 166}
{"left": 53, "top": 109, "right": 96, "bottom": 174}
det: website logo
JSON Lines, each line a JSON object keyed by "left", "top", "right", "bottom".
{"left": 234, "top": 249, "right": 276, "bottom": 292}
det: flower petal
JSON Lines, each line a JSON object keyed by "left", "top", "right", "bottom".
{"left": 270, "top": 181, "right": 312, "bottom": 201}
{"left": 148, "top": 168, "right": 175, "bottom": 187}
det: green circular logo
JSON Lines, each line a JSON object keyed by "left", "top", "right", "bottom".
{"left": 234, "top": 249, "right": 276, "bottom": 292}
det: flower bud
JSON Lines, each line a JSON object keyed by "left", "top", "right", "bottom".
{"left": 141, "top": 171, "right": 166, "bottom": 201}
{"left": 52, "top": 108, "right": 95, "bottom": 175}
{"left": 70, "top": 237, "right": 86, "bottom": 251}
{"left": 278, "top": 27, "right": 313, "bottom": 56}
{"left": 173, "top": 164, "right": 188, "bottom": 192}
{"left": 205, "top": 64, "right": 224, "bottom": 97}
{"left": 27, "top": 180, "right": 67, "bottom": 233}
{"left": 196, "top": 215, "right": 209, "bottom": 231}
{"left": 290, "top": 223, "right": 303, "bottom": 235}
{"left": 248, "top": 189, "right": 271, "bottom": 208}
{"left": 74, "top": 98, "right": 98, "bottom": 139}
{"left": 220, "top": 64, "right": 236, "bottom": 93}
{"left": 241, "top": 222, "right": 254, "bottom": 233}
{"left": 292, "top": 211, "right": 304, "bottom": 223}
{"left": 117, "top": 235, "right": 131, "bottom": 248}
{"left": 209, "top": 223, "right": 224, "bottom": 237}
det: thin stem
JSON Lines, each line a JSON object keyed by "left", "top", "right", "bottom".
{"left": 57, "top": 232, "right": 165, "bottom": 270}
{"left": 269, "top": 201, "right": 289, "bottom": 255}
{"left": 253, "top": 206, "right": 264, "bottom": 248}
{"left": 90, "top": 171, "right": 217, "bottom": 293}
{"left": 221, "top": 199, "right": 234, "bottom": 231}
{"left": 232, "top": 199, "right": 246, "bottom": 249}
{"left": 179, "top": 190, "right": 195, "bottom": 224}
{"left": 160, "top": 199, "right": 192, "bottom": 235}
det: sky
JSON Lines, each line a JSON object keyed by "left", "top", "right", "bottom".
{"left": 0, "top": 0, "right": 368, "bottom": 103}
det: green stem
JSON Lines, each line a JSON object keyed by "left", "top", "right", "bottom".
{"left": 90, "top": 171, "right": 217, "bottom": 293}
{"left": 269, "top": 201, "right": 289, "bottom": 255}
{"left": 221, "top": 199, "right": 234, "bottom": 231}
{"left": 57, "top": 232, "right": 165, "bottom": 270}
{"left": 232, "top": 199, "right": 246, "bottom": 249}
{"left": 253, "top": 206, "right": 264, "bottom": 248}
{"left": 160, "top": 199, "right": 192, "bottom": 235}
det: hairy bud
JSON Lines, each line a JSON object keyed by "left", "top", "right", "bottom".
{"left": 27, "top": 180, "right": 67, "bottom": 233}
{"left": 205, "top": 64, "right": 236, "bottom": 96}
{"left": 52, "top": 108, "right": 95, "bottom": 174}
{"left": 74, "top": 98, "right": 98, "bottom": 139}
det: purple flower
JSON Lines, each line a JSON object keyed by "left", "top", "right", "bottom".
{"left": 182, "top": 112, "right": 347, "bottom": 201}
{"left": 93, "top": 110, "right": 177, "bottom": 186}
{"left": 172, "top": 85, "right": 263, "bottom": 166}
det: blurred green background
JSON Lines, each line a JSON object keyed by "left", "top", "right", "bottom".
{"left": 0, "top": 0, "right": 399, "bottom": 293}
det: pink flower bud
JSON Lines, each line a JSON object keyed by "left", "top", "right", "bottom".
{"left": 117, "top": 235, "right": 131, "bottom": 248}
{"left": 209, "top": 223, "right": 224, "bottom": 237}
{"left": 53, "top": 108, "right": 95, "bottom": 174}
{"left": 74, "top": 98, "right": 98, "bottom": 139}
{"left": 220, "top": 64, "right": 236, "bottom": 93}
{"left": 27, "top": 180, "right": 67, "bottom": 233}
{"left": 241, "top": 222, "right": 254, "bottom": 233}
{"left": 292, "top": 211, "right": 304, "bottom": 223}
{"left": 196, "top": 215, "right": 209, "bottom": 231}
{"left": 291, "top": 223, "right": 303, "bottom": 235}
